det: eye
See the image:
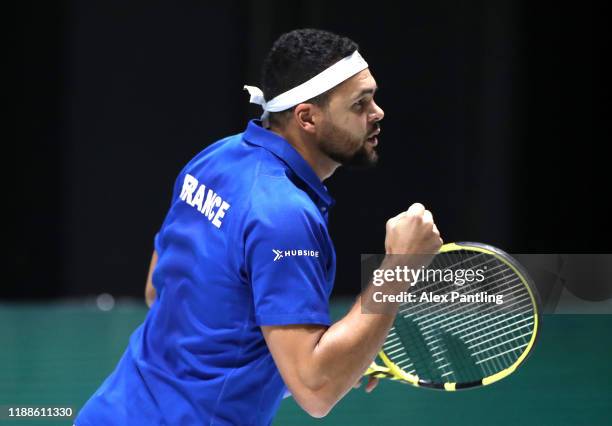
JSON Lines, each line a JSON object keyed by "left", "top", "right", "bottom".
{"left": 353, "top": 99, "right": 366, "bottom": 109}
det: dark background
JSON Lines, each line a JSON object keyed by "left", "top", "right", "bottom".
{"left": 13, "top": 1, "right": 605, "bottom": 300}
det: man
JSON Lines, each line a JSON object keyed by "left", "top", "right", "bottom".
{"left": 76, "top": 28, "right": 442, "bottom": 425}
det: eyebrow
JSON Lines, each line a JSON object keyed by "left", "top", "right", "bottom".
{"left": 353, "top": 87, "right": 378, "bottom": 101}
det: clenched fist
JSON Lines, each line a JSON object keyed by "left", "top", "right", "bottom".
{"left": 384, "top": 203, "right": 443, "bottom": 255}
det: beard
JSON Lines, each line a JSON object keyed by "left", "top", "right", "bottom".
{"left": 318, "top": 120, "right": 379, "bottom": 169}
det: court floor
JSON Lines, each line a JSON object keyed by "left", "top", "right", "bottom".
{"left": 1, "top": 299, "right": 610, "bottom": 425}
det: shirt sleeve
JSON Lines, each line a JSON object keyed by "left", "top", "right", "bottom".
{"left": 245, "top": 198, "right": 332, "bottom": 327}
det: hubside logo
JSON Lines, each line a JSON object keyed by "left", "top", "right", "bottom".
{"left": 272, "top": 249, "right": 320, "bottom": 261}
{"left": 272, "top": 249, "right": 284, "bottom": 261}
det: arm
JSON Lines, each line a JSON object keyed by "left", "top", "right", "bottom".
{"left": 262, "top": 293, "right": 395, "bottom": 417}
{"left": 262, "top": 203, "right": 442, "bottom": 418}
{"left": 145, "top": 250, "right": 158, "bottom": 307}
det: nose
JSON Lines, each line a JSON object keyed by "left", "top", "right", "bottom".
{"left": 369, "top": 101, "right": 384, "bottom": 122}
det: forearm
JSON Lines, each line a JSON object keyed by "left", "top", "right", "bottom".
{"left": 310, "top": 299, "right": 394, "bottom": 400}
{"left": 145, "top": 250, "right": 158, "bottom": 307}
{"left": 304, "top": 256, "right": 411, "bottom": 408}
{"left": 145, "top": 285, "right": 157, "bottom": 308}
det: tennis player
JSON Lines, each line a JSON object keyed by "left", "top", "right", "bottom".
{"left": 75, "top": 28, "right": 442, "bottom": 425}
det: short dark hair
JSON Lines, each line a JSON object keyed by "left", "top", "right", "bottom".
{"left": 261, "top": 29, "right": 359, "bottom": 126}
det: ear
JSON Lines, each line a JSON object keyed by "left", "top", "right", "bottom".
{"left": 293, "top": 103, "right": 319, "bottom": 135}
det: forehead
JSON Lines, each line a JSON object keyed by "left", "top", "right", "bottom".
{"left": 332, "top": 68, "right": 377, "bottom": 99}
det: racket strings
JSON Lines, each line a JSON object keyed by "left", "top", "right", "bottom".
{"left": 383, "top": 250, "right": 537, "bottom": 385}
{"left": 429, "top": 253, "right": 531, "bottom": 379}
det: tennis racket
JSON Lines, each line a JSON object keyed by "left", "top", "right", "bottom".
{"left": 364, "top": 242, "right": 541, "bottom": 390}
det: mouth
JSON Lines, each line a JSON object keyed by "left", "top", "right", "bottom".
{"left": 366, "top": 129, "right": 380, "bottom": 147}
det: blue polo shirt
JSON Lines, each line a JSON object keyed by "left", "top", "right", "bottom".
{"left": 75, "top": 120, "right": 336, "bottom": 426}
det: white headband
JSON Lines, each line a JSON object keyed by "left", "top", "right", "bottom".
{"left": 244, "top": 50, "right": 369, "bottom": 120}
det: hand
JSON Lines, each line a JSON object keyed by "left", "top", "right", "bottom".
{"left": 353, "top": 376, "right": 379, "bottom": 393}
{"left": 384, "top": 202, "right": 443, "bottom": 255}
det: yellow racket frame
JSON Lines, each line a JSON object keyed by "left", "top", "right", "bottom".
{"left": 363, "top": 242, "right": 540, "bottom": 391}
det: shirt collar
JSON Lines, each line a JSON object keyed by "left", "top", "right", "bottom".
{"left": 243, "top": 120, "right": 335, "bottom": 210}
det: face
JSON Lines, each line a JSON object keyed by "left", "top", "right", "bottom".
{"left": 316, "top": 69, "right": 384, "bottom": 168}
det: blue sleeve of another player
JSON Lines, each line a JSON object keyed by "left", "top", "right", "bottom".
{"left": 245, "top": 197, "right": 332, "bottom": 327}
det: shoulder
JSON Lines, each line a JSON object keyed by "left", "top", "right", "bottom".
{"left": 248, "top": 172, "right": 322, "bottom": 230}
{"left": 183, "top": 132, "right": 244, "bottom": 171}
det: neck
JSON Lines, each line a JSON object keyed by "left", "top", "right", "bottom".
{"left": 268, "top": 123, "right": 340, "bottom": 181}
